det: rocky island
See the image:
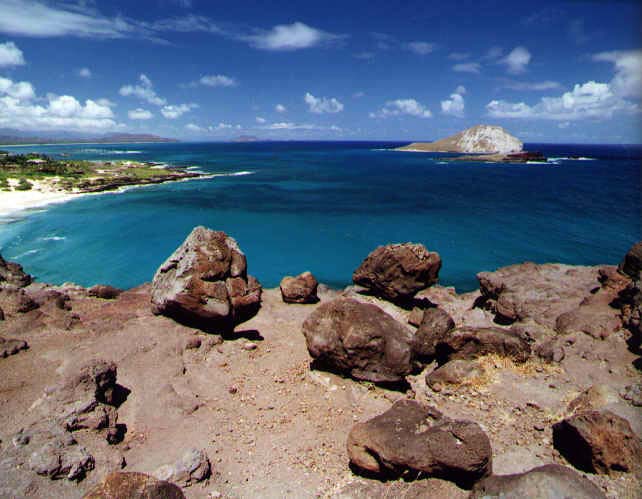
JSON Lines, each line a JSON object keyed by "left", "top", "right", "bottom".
{"left": 396, "top": 125, "right": 547, "bottom": 163}
{"left": 0, "top": 151, "right": 205, "bottom": 218}
{"left": 0, "top": 226, "right": 640, "bottom": 498}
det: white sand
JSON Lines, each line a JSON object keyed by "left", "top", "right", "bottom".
{"left": 0, "top": 178, "right": 84, "bottom": 218}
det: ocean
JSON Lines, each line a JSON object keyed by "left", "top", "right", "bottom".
{"left": 0, "top": 141, "right": 639, "bottom": 292}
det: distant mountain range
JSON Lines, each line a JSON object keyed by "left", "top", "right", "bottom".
{"left": 0, "top": 132, "right": 178, "bottom": 145}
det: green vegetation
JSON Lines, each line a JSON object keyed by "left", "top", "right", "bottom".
{"left": 15, "top": 178, "right": 33, "bottom": 191}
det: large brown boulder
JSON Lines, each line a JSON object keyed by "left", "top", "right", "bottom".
{"left": 552, "top": 410, "right": 642, "bottom": 475}
{"left": 0, "top": 253, "right": 32, "bottom": 288}
{"left": 426, "top": 359, "right": 484, "bottom": 392}
{"left": 151, "top": 227, "right": 262, "bottom": 332}
{"left": 353, "top": 243, "right": 441, "bottom": 303}
{"left": 347, "top": 400, "right": 492, "bottom": 486}
{"left": 280, "top": 271, "right": 319, "bottom": 304}
{"left": 302, "top": 297, "right": 416, "bottom": 383}
{"left": 0, "top": 337, "right": 28, "bottom": 358}
{"left": 619, "top": 241, "right": 642, "bottom": 281}
{"left": 435, "top": 327, "right": 531, "bottom": 363}
{"left": 84, "top": 472, "right": 185, "bottom": 499}
{"left": 477, "top": 263, "right": 603, "bottom": 327}
{"left": 470, "top": 464, "right": 606, "bottom": 498}
{"left": 412, "top": 307, "right": 455, "bottom": 357}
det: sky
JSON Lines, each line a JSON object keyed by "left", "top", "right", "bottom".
{"left": 0, "top": 0, "right": 640, "bottom": 143}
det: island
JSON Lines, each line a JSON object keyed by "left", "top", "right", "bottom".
{"left": 396, "top": 124, "right": 546, "bottom": 163}
{"left": 0, "top": 151, "right": 203, "bottom": 217}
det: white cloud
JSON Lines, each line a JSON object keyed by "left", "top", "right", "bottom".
{"left": 160, "top": 103, "right": 197, "bottom": 119}
{"left": 406, "top": 41, "right": 434, "bottom": 55}
{"left": 77, "top": 67, "right": 92, "bottom": 78}
{"left": 501, "top": 46, "right": 531, "bottom": 74}
{"left": 0, "top": 41, "right": 25, "bottom": 67}
{"left": 503, "top": 80, "right": 561, "bottom": 91}
{"left": 263, "top": 121, "right": 341, "bottom": 131}
{"left": 0, "top": 77, "right": 119, "bottom": 131}
{"left": 213, "top": 122, "right": 241, "bottom": 130}
{"left": 304, "top": 92, "right": 344, "bottom": 114}
{"left": 255, "top": 116, "right": 266, "bottom": 124}
{"left": 486, "top": 81, "right": 637, "bottom": 120}
{"left": 0, "top": 77, "right": 35, "bottom": 100}
{"left": 558, "top": 121, "right": 571, "bottom": 129}
{"left": 353, "top": 91, "right": 365, "bottom": 98}
{"left": 441, "top": 86, "right": 466, "bottom": 118}
{"left": 448, "top": 52, "right": 470, "bottom": 61}
{"left": 196, "top": 74, "right": 237, "bottom": 87}
{"left": 370, "top": 99, "right": 432, "bottom": 119}
{"left": 244, "top": 22, "right": 343, "bottom": 51}
{"left": 119, "top": 74, "right": 167, "bottom": 106}
{"left": 185, "top": 123, "right": 204, "bottom": 132}
{"left": 275, "top": 103, "right": 287, "bottom": 113}
{"left": 453, "top": 62, "right": 480, "bottom": 74}
{"left": 128, "top": 108, "right": 153, "bottom": 120}
{"left": 593, "top": 50, "right": 642, "bottom": 98}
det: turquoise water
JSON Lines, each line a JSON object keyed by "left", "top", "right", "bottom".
{"left": 0, "top": 141, "right": 639, "bottom": 292}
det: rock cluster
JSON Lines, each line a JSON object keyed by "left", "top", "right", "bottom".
{"left": 84, "top": 472, "right": 185, "bottom": 499}
{"left": 151, "top": 226, "right": 262, "bottom": 333}
{"left": 353, "top": 243, "right": 441, "bottom": 303}
{"left": 154, "top": 448, "right": 211, "bottom": 487}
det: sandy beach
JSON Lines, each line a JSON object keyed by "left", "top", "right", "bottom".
{"left": 0, "top": 178, "right": 84, "bottom": 219}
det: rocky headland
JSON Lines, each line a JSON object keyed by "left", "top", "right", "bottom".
{"left": 0, "top": 230, "right": 640, "bottom": 498}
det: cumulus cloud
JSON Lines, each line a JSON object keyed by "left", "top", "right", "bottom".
{"left": 128, "top": 108, "right": 153, "bottom": 120}
{"left": 255, "top": 116, "right": 266, "bottom": 124}
{"left": 0, "top": 76, "right": 118, "bottom": 131}
{"left": 503, "top": 80, "right": 561, "bottom": 91}
{"left": 453, "top": 62, "right": 480, "bottom": 74}
{"left": 160, "top": 103, "right": 197, "bottom": 119}
{"left": 501, "top": 46, "right": 531, "bottom": 74}
{"left": 370, "top": 99, "right": 432, "bottom": 119}
{"left": 0, "top": 41, "right": 25, "bottom": 67}
{"left": 406, "top": 41, "right": 434, "bottom": 55}
{"left": 77, "top": 67, "right": 92, "bottom": 78}
{"left": 593, "top": 50, "right": 642, "bottom": 98}
{"left": 192, "top": 74, "right": 237, "bottom": 87}
{"left": 275, "top": 103, "right": 287, "bottom": 113}
{"left": 304, "top": 92, "right": 344, "bottom": 114}
{"left": 441, "top": 86, "right": 466, "bottom": 117}
{"left": 119, "top": 74, "right": 167, "bottom": 106}
{"left": 486, "top": 81, "right": 637, "bottom": 120}
{"left": 244, "top": 22, "right": 344, "bottom": 51}
{"left": 263, "top": 121, "right": 341, "bottom": 131}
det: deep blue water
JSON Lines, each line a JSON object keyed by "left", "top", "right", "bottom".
{"left": 0, "top": 141, "right": 640, "bottom": 292}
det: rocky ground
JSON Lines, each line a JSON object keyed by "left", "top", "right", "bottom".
{"left": 0, "top": 235, "right": 640, "bottom": 498}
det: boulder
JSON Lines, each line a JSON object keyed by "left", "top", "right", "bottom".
{"left": 621, "top": 384, "right": 642, "bottom": 407}
{"left": 435, "top": 327, "right": 531, "bottom": 363}
{"left": 477, "top": 263, "right": 603, "bottom": 327}
{"left": 555, "top": 293, "right": 622, "bottom": 339}
{"left": 470, "top": 464, "right": 606, "bottom": 499}
{"left": 0, "top": 337, "right": 28, "bottom": 358}
{"left": 84, "top": 472, "right": 185, "bottom": 499}
{"left": 619, "top": 241, "right": 642, "bottom": 281}
{"left": 353, "top": 243, "right": 441, "bottom": 303}
{"left": 407, "top": 307, "right": 424, "bottom": 327}
{"left": 151, "top": 227, "right": 262, "bottom": 332}
{"left": 412, "top": 307, "right": 455, "bottom": 357}
{"left": 280, "top": 271, "right": 319, "bottom": 304}
{"left": 552, "top": 410, "right": 642, "bottom": 474}
{"left": 154, "top": 448, "right": 211, "bottom": 487}
{"left": 302, "top": 297, "right": 416, "bottom": 383}
{"left": 88, "top": 285, "right": 122, "bottom": 300}
{"left": 426, "top": 359, "right": 484, "bottom": 392}
{"left": 0, "top": 286, "right": 38, "bottom": 315}
{"left": 347, "top": 400, "right": 492, "bottom": 486}
{"left": 0, "top": 253, "right": 32, "bottom": 288}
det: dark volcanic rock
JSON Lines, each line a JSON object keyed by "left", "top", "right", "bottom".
{"left": 88, "top": 285, "right": 122, "bottom": 300}
{"left": 151, "top": 226, "right": 262, "bottom": 333}
{"left": 426, "top": 359, "right": 484, "bottom": 392}
{"left": 477, "top": 263, "right": 602, "bottom": 327}
{"left": 435, "top": 327, "right": 531, "bottom": 363}
{"left": 470, "top": 464, "right": 606, "bottom": 499}
{"left": 619, "top": 241, "right": 642, "bottom": 281}
{"left": 347, "top": 400, "right": 492, "bottom": 486}
{"left": 0, "top": 253, "right": 32, "bottom": 288}
{"left": 412, "top": 307, "right": 455, "bottom": 357}
{"left": 84, "top": 472, "right": 185, "bottom": 499}
{"left": 553, "top": 410, "right": 642, "bottom": 474}
{"left": 280, "top": 271, "right": 319, "bottom": 304}
{"left": 302, "top": 297, "right": 416, "bottom": 383}
{"left": 0, "top": 336, "right": 28, "bottom": 358}
{"left": 353, "top": 243, "right": 441, "bottom": 303}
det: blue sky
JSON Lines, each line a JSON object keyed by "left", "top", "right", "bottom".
{"left": 0, "top": 0, "right": 640, "bottom": 143}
